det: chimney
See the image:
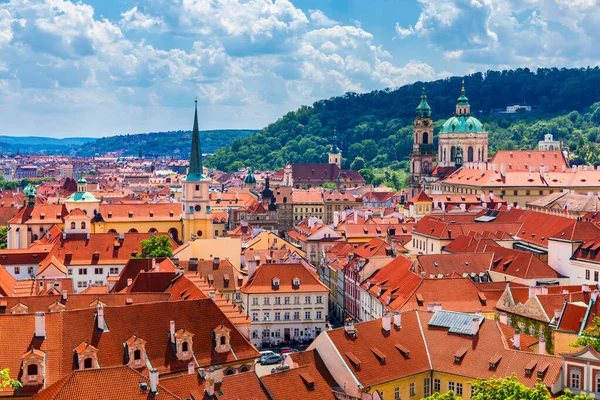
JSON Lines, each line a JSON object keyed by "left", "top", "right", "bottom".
{"left": 393, "top": 311, "right": 401, "bottom": 328}
{"left": 333, "top": 211, "right": 340, "bottom": 227}
{"left": 97, "top": 304, "right": 105, "bottom": 331}
{"left": 213, "top": 257, "right": 221, "bottom": 269}
{"left": 353, "top": 212, "right": 358, "bottom": 225}
{"left": 500, "top": 164, "right": 506, "bottom": 177}
{"left": 592, "top": 290, "right": 599, "bottom": 303}
{"left": 382, "top": 312, "right": 391, "bottom": 332}
{"left": 513, "top": 330, "right": 521, "bottom": 350}
{"left": 188, "top": 363, "right": 195, "bottom": 375}
{"left": 35, "top": 312, "right": 46, "bottom": 338}
{"left": 205, "top": 367, "right": 220, "bottom": 397}
{"left": 554, "top": 309, "right": 561, "bottom": 321}
{"left": 127, "top": 278, "right": 133, "bottom": 287}
{"left": 152, "top": 258, "right": 157, "bottom": 271}
{"left": 247, "top": 259, "right": 257, "bottom": 279}
{"left": 582, "top": 284, "right": 591, "bottom": 293}
{"left": 62, "top": 290, "right": 68, "bottom": 301}
{"left": 528, "top": 286, "right": 535, "bottom": 298}
{"left": 499, "top": 312, "right": 508, "bottom": 325}
{"left": 539, "top": 335, "right": 546, "bottom": 355}
{"left": 427, "top": 303, "right": 434, "bottom": 312}
{"left": 344, "top": 318, "right": 356, "bottom": 336}
{"left": 541, "top": 286, "right": 548, "bottom": 295}
{"left": 149, "top": 368, "right": 159, "bottom": 393}
{"left": 475, "top": 309, "right": 482, "bottom": 316}
{"left": 209, "top": 291, "right": 216, "bottom": 301}
{"left": 341, "top": 210, "right": 347, "bottom": 222}
{"left": 472, "top": 317, "right": 479, "bottom": 336}
{"left": 170, "top": 320, "right": 176, "bottom": 343}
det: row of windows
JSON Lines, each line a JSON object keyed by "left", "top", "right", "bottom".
{"left": 251, "top": 311, "right": 322, "bottom": 322}
{"left": 252, "top": 296, "right": 322, "bottom": 306}
{"left": 251, "top": 327, "right": 318, "bottom": 339}
{"left": 412, "top": 238, "right": 433, "bottom": 252}
{"left": 585, "top": 269, "right": 600, "bottom": 282}
{"left": 67, "top": 267, "right": 120, "bottom": 276}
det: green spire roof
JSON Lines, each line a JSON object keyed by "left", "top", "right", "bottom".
{"left": 457, "top": 80, "right": 469, "bottom": 106}
{"left": 186, "top": 99, "right": 206, "bottom": 181}
{"left": 416, "top": 87, "right": 431, "bottom": 118}
{"left": 244, "top": 167, "right": 257, "bottom": 184}
{"left": 23, "top": 183, "right": 36, "bottom": 198}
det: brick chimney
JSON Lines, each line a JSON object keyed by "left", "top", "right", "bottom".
{"left": 149, "top": 368, "right": 159, "bottom": 393}
{"left": 513, "top": 330, "right": 521, "bottom": 350}
{"left": 35, "top": 312, "right": 46, "bottom": 338}
{"left": 382, "top": 312, "right": 391, "bottom": 332}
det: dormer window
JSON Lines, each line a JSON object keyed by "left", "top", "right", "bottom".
{"left": 11, "top": 302, "right": 28, "bottom": 315}
{"left": 272, "top": 277, "right": 280, "bottom": 288}
{"left": 125, "top": 335, "right": 147, "bottom": 368}
{"left": 174, "top": 330, "right": 194, "bottom": 361}
{"left": 74, "top": 342, "right": 99, "bottom": 370}
{"left": 21, "top": 348, "right": 45, "bottom": 386}
{"left": 292, "top": 277, "right": 300, "bottom": 287}
{"left": 48, "top": 301, "right": 66, "bottom": 313}
{"left": 213, "top": 325, "right": 232, "bottom": 354}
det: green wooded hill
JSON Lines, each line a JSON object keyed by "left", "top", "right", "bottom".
{"left": 206, "top": 67, "right": 600, "bottom": 173}
{"left": 75, "top": 130, "right": 258, "bottom": 157}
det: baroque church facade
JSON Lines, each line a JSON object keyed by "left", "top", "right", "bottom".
{"left": 409, "top": 82, "right": 488, "bottom": 197}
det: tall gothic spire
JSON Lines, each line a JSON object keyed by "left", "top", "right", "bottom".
{"left": 187, "top": 98, "right": 204, "bottom": 181}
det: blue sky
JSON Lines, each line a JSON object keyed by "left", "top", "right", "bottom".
{"left": 0, "top": 0, "right": 598, "bottom": 137}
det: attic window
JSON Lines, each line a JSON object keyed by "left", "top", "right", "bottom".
{"left": 489, "top": 354, "right": 502, "bottom": 369}
{"left": 292, "top": 277, "right": 300, "bottom": 287}
{"left": 478, "top": 292, "right": 487, "bottom": 305}
{"left": 537, "top": 363, "right": 549, "bottom": 377}
{"left": 108, "top": 212, "right": 112, "bottom": 218}
{"left": 169, "top": 211, "right": 174, "bottom": 217}
{"left": 525, "top": 360, "right": 537, "bottom": 375}
{"left": 272, "top": 277, "right": 280, "bottom": 288}
{"left": 346, "top": 352, "right": 361, "bottom": 369}
{"left": 128, "top": 212, "right": 133, "bottom": 218}
{"left": 395, "top": 344, "right": 410, "bottom": 358}
{"left": 149, "top": 212, "right": 154, "bottom": 217}
{"left": 454, "top": 347, "right": 468, "bottom": 363}
{"left": 40, "top": 214, "right": 45, "bottom": 220}
{"left": 371, "top": 348, "right": 386, "bottom": 363}
{"left": 416, "top": 293, "right": 424, "bottom": 306}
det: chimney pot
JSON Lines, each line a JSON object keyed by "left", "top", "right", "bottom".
{"left": 35, "top": 312, "right": 46, "bottom": 338}
{"left": 382, "top": 312, "right": 391, "bottom": 332}
{"left": 393, "top": 311, "right": 401, "bottom": 328}
{"left": 170, "top": 320, "right": 176, "bottom": 343}
{"left": 97, "top": 304, "right": 105, "bottom": 331}
{"left": 62, "top": 290, "right": 68, "bottom": 301}
{"left": 149, "top": 368, "right": 159, "bottom": 393}
{"left": 472, "top": 317, "right": 479, "bottom": 336}
{"left": 127, "top": 278, "right": 133, "bottom": 287}
{"left": 513, "top": 329, "right": 521, "bottom": 350}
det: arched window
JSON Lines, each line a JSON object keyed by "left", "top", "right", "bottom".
{"left": 468, "top": 146, "right": 474, "bottom": 162}
{"left": 148, "top": 228, "right": 158, "bottom": 233}
{"left": 168, "top": 228, "right": 179, "bottom": 241}
{"left": 108, "top": 229, "right": 117, "bottom": 234}
{"left": 128, "top": 228, "right": 138, "bottom": 233}
{"left": 81, "top": 222, "right": 86, "bottom": 229}
{"left": 423, "top": 131, "right": 429, "bottom": 144}
{"left": 70, "top": 222, "right": 76, "bottom": 229}
{"left": 451, "top": 146, "right": 457, "bottom": 162}
{"left": 27, "top": 364, "right": 38, "bottom": 376}
{"left": 239, "top": 365, "right": 250, "bottom": 373}
{"left": 226, "top": 368, "right": 235, "bottom": 375}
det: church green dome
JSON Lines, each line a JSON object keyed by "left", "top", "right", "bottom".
{"left": 78, "top": 177, "right": 87, "bottom": 184}
{"left": 23, "top": 183, "right": 36, "bottom": 197}
{"left": 440, "top": 115, "right": 484, "bottom": 134}
{"left": 244, "top": 168, "right": 257, "bottom": 185}
{"left": 67, "top": 191, "right": 98, "bottom": 202}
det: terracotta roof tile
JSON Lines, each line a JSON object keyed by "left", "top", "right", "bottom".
{"left": 242, "top": 263, "right": 329, "bottom": 294}
{"left": 162, "top": 371, "right": 269, "bottom": 400}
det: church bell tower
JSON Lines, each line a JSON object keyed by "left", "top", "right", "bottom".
{"left": 409, "top": 88, "right": 436, "bottom": 198}
{"left": 181, "top": 99, "right": 213, "bottom": 241}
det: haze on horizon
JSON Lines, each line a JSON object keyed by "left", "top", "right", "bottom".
{"left": 0, "top": 0, "right": 599, "bottom": 138}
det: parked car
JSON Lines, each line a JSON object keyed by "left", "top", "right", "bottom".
{"left": 280, "top": 347, "right": 298, "bottom": 355}
{"left": 257, "top": 350, "right": 276, "bottom": 363}
{"left": 260, "top": 354, "right": 282, "bottom": 365}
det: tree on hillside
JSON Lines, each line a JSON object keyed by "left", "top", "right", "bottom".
{"left": 137, "top": 235, "right": 173, "bottom": 259}
{"left": 571, "top": 315, "right": 600, "bottom": 352}
{"left": 1, "top": 368, "right": 21, "bottom": 391}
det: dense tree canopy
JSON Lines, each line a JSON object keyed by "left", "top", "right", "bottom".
{"left": 204, "top": 67, "right": 600, "bottom": 173}
{"left": 571, "top": 315, "right": 600, "bottom": 352}
{"left": 137, "top": 235, "right": 173, "bottom": 259}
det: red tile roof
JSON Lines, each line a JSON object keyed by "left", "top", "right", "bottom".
{"left": 490, "top": 150, "right": 568, "bottom": 172}
{"left": 97, "top": 203, "right": 180, "bottom": 222}
{"left": 0, "top": 264, "right": 16, "bottom": 296}
{"left": 161, "top": 371, "right": 269, "bottom": 400}
{"left": 417, "top": 253, "right": 493, "bottom": 278}
{"left": 261, "top": 364, "right": 335, "bottom": 400}
{"left": 242, "top": 263, "right": 328, "bottom": 294}
{"left": 556, "top": 302, "right": 588, "bottom": 333}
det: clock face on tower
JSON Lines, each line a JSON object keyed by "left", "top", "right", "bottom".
{"left": 423, "top": 120, "right": 430, "bottom": 126}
